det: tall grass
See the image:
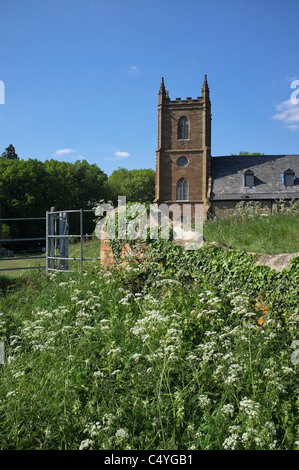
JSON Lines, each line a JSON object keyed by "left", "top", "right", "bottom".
{"left": 0, "top": 243, "right": 298, "bottom": 450}
{"left": 204, "top": 213, "right": 299, "bottom": 254}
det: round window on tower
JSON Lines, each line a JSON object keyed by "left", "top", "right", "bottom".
{"left": 177, "top": 156, "right": 188, "bottom": 168}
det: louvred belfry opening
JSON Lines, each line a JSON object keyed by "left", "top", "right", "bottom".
{"left": 178, "top": 116, "right": 189, "bottom": 140}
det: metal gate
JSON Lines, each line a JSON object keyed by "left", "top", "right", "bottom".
{"left": 46, "top": 208, "right": 100, "bottom": 272}
{"left": 46, "top": 209, "right": 69, "bottom": 272}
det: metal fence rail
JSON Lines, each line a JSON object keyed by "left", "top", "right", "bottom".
{"left": 0, "top": 214, "right": 46, "bottom": 272}
{"left": 0, "top": 208, "right": 101, "bottom": 274}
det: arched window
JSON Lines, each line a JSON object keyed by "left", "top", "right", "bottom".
{"left": 177, "top": 178, "right": 188, "bottom": 200}
{"left": 178, "top": 116, "right": 189, "bottom": 140}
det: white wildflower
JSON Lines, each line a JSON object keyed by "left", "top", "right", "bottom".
{"left": 239, "top": 397, "right": 260, "bottom": 419}
{"left": 108, "top": 347, "right": 121, "bottom": 357}
{"left": 102, "top": 413, "right": 116, "bottom": 427}
{"left": 12, "top": 371, "right": 25, "bottom": 379}
{"left": 224, "top": 363, "right": 244, "bottom": 384}
{"left": 79, "top": 439, "right": 94, "bottom": 450}
{"left": 131, "top": 353, "right": 142, "bottom": 362}
{"left": 265, "top": 421, "right": 276, "bottom": 436}
{"left": 223, "top": 434, "right": 238, "bottom": 450}
{"left": 84, "top": 421, "right": 102, "bottom": 437}
{"left": 221, "top": 404, "right": 234, "bottom": 417}
{"left": 198, "top": 394, "right": 211, "bottom": 408}
{"left": 93, "top": 370, "right": 104, "bottom": 377}
{"left": 115, "top": 428, "right": 129, "bottom": 440}
{"left": 281, "top": 366, "right": 296, "bottom": 375}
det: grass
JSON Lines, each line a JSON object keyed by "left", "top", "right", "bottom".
{"left": 0, "top": 252, "right": 46, "bottom": 276}
{"left": 203, "top": 213, "right": 299, "bottom": 254}
{"left": 67, "top": 237, "right": 101, "bottom": 270}
{"left": 1, "top": 212, "right": 298, "bottom": 276}
{"left": 0, "top": 242, "right": 298, "bottom": 450}
{"left": 0, "top": 238, "right": 101, "bottom": 276}
{"left": 0, "top": 209, "right": 298, "bottom": 448}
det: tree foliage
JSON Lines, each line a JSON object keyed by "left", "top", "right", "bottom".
{"left": 107, "top": 167, "right": 155, "bottom": 205}
{"left": 0, "top": 147, "right": 156, "bottom": 250}
{"left": 230, "top": 151, "right": 265, "bottom": 156}
{"left": 1, "top": 144, "right": 19, "bottom": 160}
{"left": 0, "top": 149, "right": 108, "bottom": 249}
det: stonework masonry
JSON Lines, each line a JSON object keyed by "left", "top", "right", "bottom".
{"left": 155, "top": 76, "right": 211, "bottom": 222}
{"left": 155, "top": 77, "right": 299, "bottom": 221}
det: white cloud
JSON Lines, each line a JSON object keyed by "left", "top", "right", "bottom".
{"left": 105, "top": 150, "right": 131, "bottom": 161}
{"left": 114, "top": 151, "right": 130, "bottom": 158}
{"left": 129, "top": 65, "right": 139, "bottom": 74}
{"left": 53, "top": 148, "right": 76, "bottom": 156}
{"left": 272, "top": 98, "right": 299, "bottom": 129}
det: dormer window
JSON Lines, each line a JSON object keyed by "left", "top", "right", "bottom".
{"left": 244, "top": 169, "right": 254, "bottom": 187}
{"left": 283, "top": 169, "right": 295, "bottom": 187}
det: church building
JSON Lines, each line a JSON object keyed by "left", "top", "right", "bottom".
{"left": 154, "top": 76, "right": 299, "bottom": 220}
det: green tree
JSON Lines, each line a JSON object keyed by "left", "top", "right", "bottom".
{"left": 43, "top": 159, "right": 107, "bottom": 208}
{"left": 107, "top": 167, "right": 155, "bottom": 205}
{"left": 1, "top": 144, "right": 19, "bottom": 160}
{"left": 0, "top": 153, "right": 108, "bottom": 248}
{"left": 230, "top": 151, "right": 265, "bottom": 156}
{"left": 0, "top": 158, "right": 49, "bottom": 247}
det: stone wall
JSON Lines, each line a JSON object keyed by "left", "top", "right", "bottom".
{"left": 99, "top": 227, "right": 150, "bottom": 268}
{"left": 209, "top": 200, "right": 273, "bottom": 219}
{"left": 100, "top": 220, "right": 205, "bottom": 267}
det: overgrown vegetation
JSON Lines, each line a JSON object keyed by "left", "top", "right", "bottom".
{"left": 0, "top": 240, "right": 298, "bottom": 450}
{"left": 204, "top": 200, "right": 299, "bottom": 254}
{"left": 230, "top": 151, "right": 265, "bottom": 156}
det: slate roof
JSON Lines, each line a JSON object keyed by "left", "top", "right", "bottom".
{"left": 210, "top": 155, "right": 299, "bottom": 201}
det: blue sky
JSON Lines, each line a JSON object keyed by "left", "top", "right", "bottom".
{"left": 0, "top": 0, "right": 299, "bottom": 176}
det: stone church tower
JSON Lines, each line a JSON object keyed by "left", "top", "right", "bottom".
{"left": 154, "top": 76, "right": 211, "bottom": 222}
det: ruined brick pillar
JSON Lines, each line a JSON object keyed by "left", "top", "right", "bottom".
{"left": 100, "top": 227, "right": 114, "bottom": 267}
